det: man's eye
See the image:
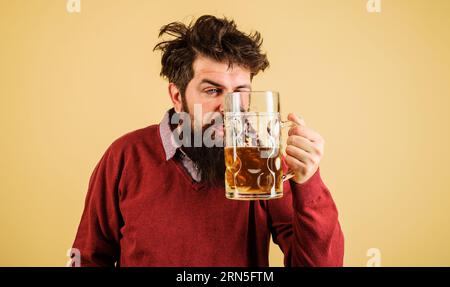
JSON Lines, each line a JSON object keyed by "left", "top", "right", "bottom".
{"left": 206, "top": 88, "right": 222, "bottom": 96}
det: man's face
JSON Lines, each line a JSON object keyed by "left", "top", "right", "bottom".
{"left": 173, "top": 55, "right": 252, "bottom": 186}
{"left": 183, "top": 55, "right": 252, "bottom": 136}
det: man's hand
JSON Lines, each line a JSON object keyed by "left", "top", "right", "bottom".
{"left": 285, "top": 113, "right": 325, "bottom": 184}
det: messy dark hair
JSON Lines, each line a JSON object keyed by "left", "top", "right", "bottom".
{"left": 153, "top": 15, "right": 270, "bottom": 102}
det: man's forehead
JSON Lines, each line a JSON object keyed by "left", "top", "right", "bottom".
{"left": 192, "top": 56, "right": 251, "bottom": 83}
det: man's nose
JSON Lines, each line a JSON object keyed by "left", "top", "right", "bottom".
{"left": 217, "top": 93, "right": 227, "bottom": 114}
{"left": 218, "top": 89, "right": 236, "bottom": 113}
{"left": 218, "top": 99, "right": 224, "bottom": 113}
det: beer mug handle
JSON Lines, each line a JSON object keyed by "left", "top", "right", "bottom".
{"left": 280, "top": 120, "right": 297, "bottom": 182}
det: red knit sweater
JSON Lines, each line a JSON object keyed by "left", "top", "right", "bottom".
{"left": 72, "top": 124, "right": 344, "bottom": 267}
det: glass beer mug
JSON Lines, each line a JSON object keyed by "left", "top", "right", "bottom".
{"left": 224, "top": 91, "right": 296, "bottom": 200}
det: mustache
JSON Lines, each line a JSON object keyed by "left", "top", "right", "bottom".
{"left": 171, "top": 111, "right": 224, "bottom": 130}
{"left": 169, "top": 108, "right": 225, "bottom": 148}
{"left": 201, "top": 115, "right": 224, "bottom": 130}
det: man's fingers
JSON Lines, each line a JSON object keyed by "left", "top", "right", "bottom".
{"left": 287, "top": 113, "right": 306, "bottom": 126}
{"left": 285, "top": 144, "right": 316, "bottom": 165}
{"left": 288, "top": 125, "right": 323, "bottom": 143}
{"left": 287, "top": 113, "right": 321, "bottom": 142}
{"left": 284, "top": 155, "right": 308, "bottom": 175}
{"left": 287, "top": 135, "right": 321, "bottom": 155}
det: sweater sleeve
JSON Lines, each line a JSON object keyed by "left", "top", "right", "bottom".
{"left": 71, "top": 145, "right": 123, "bottom": 267}
{"left": 267, "top": 164, "right": 344, "bottom": 267}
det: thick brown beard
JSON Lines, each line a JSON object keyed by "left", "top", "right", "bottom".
{"left": 169, "top": 109, "right": 225, "bottom": 188}
{"left": 181, "top": 145, "right": 225, "bottom": 187}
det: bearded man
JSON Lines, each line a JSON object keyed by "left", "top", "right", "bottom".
{"left": 71, "top": 15, "right": 344, "bottom": 267}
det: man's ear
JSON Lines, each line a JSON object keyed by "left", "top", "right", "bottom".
{"left": 168, "top": 83, "right": 183, "bottom": 113}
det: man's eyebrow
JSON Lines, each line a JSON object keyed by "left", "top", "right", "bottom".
{"left": 199, "top": 79, "right": 251, "bottom": 90}
{"left": 200, "top": 79, "right": 223, "bottom": 87}
{"left": 234, "top": 84, "right": 252, "bottom": 90}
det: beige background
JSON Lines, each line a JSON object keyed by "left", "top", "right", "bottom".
{"left": 1, "top": 0, "right": 449, "bottom": 266}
